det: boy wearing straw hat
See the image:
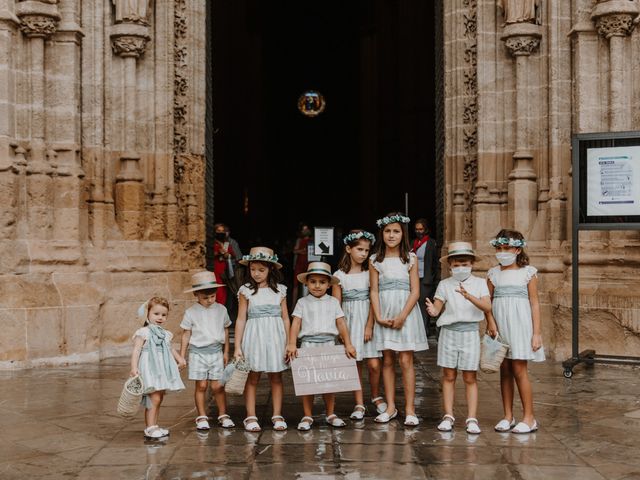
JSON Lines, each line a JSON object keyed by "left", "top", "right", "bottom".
{"left": 286, "top": 262, "right": 357, "bottom": 431}
{"left": 180, "top": 271, "right": 235, "bottom": 431}
{"left": 424, "top": 242, "right": 495, "bottom": 434}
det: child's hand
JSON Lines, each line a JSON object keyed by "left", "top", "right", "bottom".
{"left": 532, "top": 333, "right": 543, "bottom": 352}
{"left": 345, "top": 344, "right": 357, "bottom": 359}
{"left": 425, "top": 298, "right": 438, "bottom": 317}
{"left": 223, "top": 353, "right": 229, "bottom": 366}
{"left": 364, "top": 326, "right": 373, "bottom": 343}
{"left": 129, "top": 368, "right": 139, "bottom": 377}
{"left": 176, "top": 356, "right": 187, "bottom": 370}
{"left": 455, "top": 283, "right": 471, "bottom": 300}
{"left": 285, "top": 343, "right": 298, "bottom": 362}
{"left": 390, "top": 316, "right": 405, "bottom": 329}
{"left": 376, "top": 318, "right": 393, "bottom": 328}
{"left": 234, "top": 348, "right": 243, "bottom": 361}
{"left": 486, "top": 321, "right": 499, "bottom": 338}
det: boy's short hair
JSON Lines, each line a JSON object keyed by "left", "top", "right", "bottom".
{"left": 447, "top": 254, "right": 475, "bottom": 264}
{"left": 194, "top": 287, "right": 218, "bottom": 296}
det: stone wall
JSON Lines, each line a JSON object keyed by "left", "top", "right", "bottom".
{"left": 444, "top": 0, "right": 640, "bottom": 360}
{"left": 0, "top": 0, "right": 207, "bottom": 368}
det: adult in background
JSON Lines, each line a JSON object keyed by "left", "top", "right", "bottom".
{"left": 224, "top": 224, "right": 243, "bottom": 320}
{"left": 412, "top": 218, "right": 438, "bottom": 337}
{"left": 213, "top": 223, "right": 235, "bottom": 307}
{"left": 291, "top": 222, "right": 312, "bottom": 305}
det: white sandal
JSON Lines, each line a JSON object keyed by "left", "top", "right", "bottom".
{"left": 371, "top": 396, "right": 388, "bottom": 415}
{"left": 465, "top": 417, "right": 481, "bottom": 434}
{"left": 437, "top": 414, "right": 455, "bottom": 432}
{"left": 404, "top": 414, "right": 419, "bottom": 426}
{"left": 326, "top": 414, "right": 346, "bottom": 428}
{"left": 374, "top": 409, "right": 398, "bottom": 423}
{"left": 217, "top": 414, "right": 235, "bottom": 429}
{"left": 494, "top": 418, "right": 516, "bottom": 432}
{"left": 271, "top": 415, "right": 287, "bottom": 431}
{"left": 350, "top": 405, "right": 366, "bottom": 421}
{"left": 243, "top": 416, "right": 261, "bottom": 432}
{"left": 297, "top": 416, "right": 314, "bottom": 431}
{"left": 144, "top": 425, "right": 168, "bottom": 439}
{"left": 195, "top": 415, "right": 210, "bottom": 430}
{"left": 512, "top": 420, "right": 538, "bottom": 434}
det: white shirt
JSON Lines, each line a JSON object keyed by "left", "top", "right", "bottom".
{"left": 292, "top": 294, "right": 345, "bottom": 338}
{"left": 434, "top": 274, "right": 490, "bottom": 326}
{"left": 180, "top": 302, "right": 231, "bottom": 347}
{"left": 415, "top": 243, "right": 427, "bottom": 278}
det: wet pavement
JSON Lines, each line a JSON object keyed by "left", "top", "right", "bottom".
{"left": 1, "top": 340, "right": 640, "bottom": 479}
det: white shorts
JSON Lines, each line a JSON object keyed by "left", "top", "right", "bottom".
{"left": 188, "top": 348, "right": 224, "bottom": 381}
{"left": 437, "top": 328, "right": 480, "bottom": 371}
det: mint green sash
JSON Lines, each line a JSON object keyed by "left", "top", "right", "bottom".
{"left": 247, "top": 304, "right": 282, "bottom": 319}
{"left": 379, "top": 278, "right": 410, "bottom": 292}
{"left": 493, "top": 286, "right": 528, "bottom": 299}
{"left": 342, "top": 288, "right": 370, "bottom": 302}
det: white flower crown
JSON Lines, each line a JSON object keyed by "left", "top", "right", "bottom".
{"left": 376, "top": 214, "right": 410, "bottom": 228}
{"left": 489, "top": 237, "right": 527, "bottom": 248}
{"left": 343, "top": 231, "right": 376, "bottom": 245}
{"left": 242, "top": 252, "right": 279, "bottom": 263}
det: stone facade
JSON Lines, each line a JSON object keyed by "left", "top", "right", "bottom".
{"left": 0, "top": 0, "right": 206, "bottom": 368}
{"left": 3, "top": 0, "right": 640, "bottom": 367}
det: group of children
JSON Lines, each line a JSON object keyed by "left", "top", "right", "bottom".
{"left": 129, "top": 212, "right": 544, "bottom": 439}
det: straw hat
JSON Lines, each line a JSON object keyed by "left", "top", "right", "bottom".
{"left": 239, "top": 246, "right": 283, "bottom": 269}
{"left": 439, "top": 241, "right": 480, "bottom": 263}
{"left": 296, "top": 261, "right": 339, "bottom": 285}
{"left": 183, "top": 270, "right": 225, "bottom": 293}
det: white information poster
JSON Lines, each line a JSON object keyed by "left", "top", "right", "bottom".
{"left": 313, "top": 226, "right": 334, "bottom": 256}
{"left": 587, "top": 146, "right": 640, "bottom": 216}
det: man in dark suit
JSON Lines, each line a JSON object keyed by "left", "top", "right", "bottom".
{"left": 412, "top": 218, "right": 439, "bottom": 337}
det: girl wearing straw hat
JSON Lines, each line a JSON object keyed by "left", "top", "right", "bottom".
{"left": 370, "top": 212, "right": 428, "bottom": 427}
{"left": 233, "top": 247, "right": 291, "bottom": 432}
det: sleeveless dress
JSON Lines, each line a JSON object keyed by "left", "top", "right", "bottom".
{"left": 238, "top": 284, "right": 289, "bottom": 372}
{"left": 333, "top": 269, "right": 381, "bottom": 361}
{"left": 371, "top": 253, "right": 429, "bottom": 352}
{"left": 133, "top": 326, "right": 185, "bottom": 395}
{"left": 487, "top": 265, "right": 545, "bottom": 362}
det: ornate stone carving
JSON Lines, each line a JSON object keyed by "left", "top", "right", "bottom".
{"left": 498, "top": 0, "right": 540, "bottom": 25}
{"left": 112, "top": 0, "right": 151, "bottom": 25}
{"left": 111, "top": 34, "right": 148, "bottom": 57}
{"left": 594, "top": 13, "right": 636, "bottom": 37}
{"left": 173, "top": 0, "right": 188, "bottom": 183}
{"left": 19, "top": 14, "right": 57, "bottom": 37}
{"left": 504, "top": 35, "right": 541, "bottom": 55}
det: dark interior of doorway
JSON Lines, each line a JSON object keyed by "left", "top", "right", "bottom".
{"left": 209, "top": 0, "right": 439, "bottom": 283}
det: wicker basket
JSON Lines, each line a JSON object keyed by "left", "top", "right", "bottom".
{"left": 116, "top": 375, "right": 144, "bottom": 417}
{"left": 479, "top": 333, "right": 509, "bottom": 373}
{"left": 223, "top": 359, "right": 250, "bottom": 395}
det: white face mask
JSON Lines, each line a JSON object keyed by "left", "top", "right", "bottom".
{"left": 451, "top": 266, "right": 472, "bottom": 281}
{"left": 496, "top": 252, "right": 517, "bottom": 266}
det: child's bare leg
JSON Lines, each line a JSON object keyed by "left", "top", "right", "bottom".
{"left": 323, "top": 393, "right": 336, "bottom": 416}
{"left": 462, "top": 370, "right": 478, "bottom": 419}
{"left": 244, "top": 371, "right": 261, "bottom": 418}
{"left": 366, "top": 357, "right": 382, "bottom": 399}
{"left": 353, "top": 361, "right": 364, "bottom": 406}
{"left": 398, "top": 351, "right": 416, "bottom": 415}
{"left": 211, "top": 380, "right": 227, "bottom": 416}
{"left": 441, "top": 367, "right": 457, "bottom": 417}
{"left": 194, "top": 380, "right": 209, "bottom": 417}
{"left": 512, "top": 360, "right": 534, "bottom": 425}
{"left": 499, "top": 359, "right": 515, "bottom": 421}
{"left": 302, "top": 395, "right": 314, "bottom": 418}
{"left": 381, "top": 350, "right": 396, "bottom": 413}
{"left": 145, "top": 391, "right": 164, "bottom": 427}
{"left": 268, "top": 372, "right": 284, "bottom": 417}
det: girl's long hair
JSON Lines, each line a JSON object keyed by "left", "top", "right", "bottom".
{"left": 494, "top": 228, "right": 530, "bottom": 267}
{"left": 373, "top": 211, "right": 411, "bottom": 264}
{"left": 143, "top": 296, "right": 170, "bottom": 326}
{"left": 337, "top": 230, "right": 372, "bottom": 273}
{"left": 244, "top": 261, "right": 282, "bottom": 294}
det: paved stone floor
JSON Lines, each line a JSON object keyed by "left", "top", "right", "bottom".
{"left": 1, "top": 341, "right": 640, "bottom": 479}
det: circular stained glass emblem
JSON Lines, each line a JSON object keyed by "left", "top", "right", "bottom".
{"left": 298, "top": 90, "right": 326, "bottom": 117}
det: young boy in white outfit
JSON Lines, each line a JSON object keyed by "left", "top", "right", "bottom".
{"left": 180, "top": 271, "right": 235, "bottom": 430}
{"left": 425, "top": 242, "right": 495, "bottom": 434}
{"left": 286, "top": 261, "right": 357, "bottom": 431}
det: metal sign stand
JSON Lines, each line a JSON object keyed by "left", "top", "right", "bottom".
{"left": 562, "top": 131, "right": 640, "bottom": 378}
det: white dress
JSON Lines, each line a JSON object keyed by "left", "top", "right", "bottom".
{"left": 488, "top": 265, "right": 545, "bottom": 362}
{"left": 371, "top": 253, "right": 429, "bottom": 352}
{"left": 133, "top": 327, "right": 185, "bottom": 394}
{"left": 238, "top": 284, "right": 289, "bottom": 372}
{"left": 334, "top": 269, "right": 380, "bottom": 361}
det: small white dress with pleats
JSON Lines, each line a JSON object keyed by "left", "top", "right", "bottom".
{"left": 238, "top": 284, "right": 289, "bottom": 372}
{"left": 371, "top": 253, "right": 428, "bottom": 352}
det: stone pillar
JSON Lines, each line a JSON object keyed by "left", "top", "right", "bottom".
{"left": 110, "top": 23, "right": 149, "bottom": 239}
{"left": 501, "top": 23, "right": 541, "bottom": 235}
{"left": 591, "top": 0, "right": 639, "bottom": 131}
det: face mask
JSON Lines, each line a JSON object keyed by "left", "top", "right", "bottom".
{"left": 496, "top": 252, "right": 517, "bottom": 266}
{"left": 215, "top": 232, "right": 226, "bottom": 241}
{"left": 415, "top": 231, "right": 424, "bottom": 239}
{"left": 451, "top": 266, "right": 472, "bottom": 281}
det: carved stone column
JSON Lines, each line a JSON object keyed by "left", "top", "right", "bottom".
{"left": 502, "top": 22, "right": 541, "bottom": 235}
{"left": 110, "top": 22, "right": 149, "bottom": 239}
{"left": 591, "top": 0, "right": 639, "bottom": 131}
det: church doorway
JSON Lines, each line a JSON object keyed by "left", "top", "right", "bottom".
{"left": 206, "top": 0, "right": 442, "bottom": 279}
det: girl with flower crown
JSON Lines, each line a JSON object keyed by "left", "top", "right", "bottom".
{"left": 488, "top": 229, "right": 545, "bottom": 434}
{"left": 332, "top": 229, "right": 386, "bottom": 421}
{"left": 233, "top": 247, "right": 291, "bottom": 432}
{"left": 369, "top": 212, "right": 429, "bottom": 426}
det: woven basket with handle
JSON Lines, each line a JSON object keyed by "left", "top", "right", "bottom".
{"left": 117, "top": 375, "right": 144, "bottom": 417}
{"left": 224, "top": 358, "right": 251, "bottom": 395}
{"left": 479, "top": 333, "right": 509, "bottom": 373}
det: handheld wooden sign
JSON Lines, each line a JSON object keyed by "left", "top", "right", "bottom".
{"left": 291, "top": 345, "right": 361, "bottom": 396}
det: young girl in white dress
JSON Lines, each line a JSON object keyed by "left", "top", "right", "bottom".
{"left": 130, "top": 297, "right": 186, "bottom": 439}
{"left": 487, "top": 229, "right": 545, "bottom": 434}
{"left": 370, "top": 212, "right": 429, "bottom": 426}
{"left": 233, "top": 247, "right": 291, "bottom": 432}
{"left": 332, "top": 230, "right": 386, "bottom": 421}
